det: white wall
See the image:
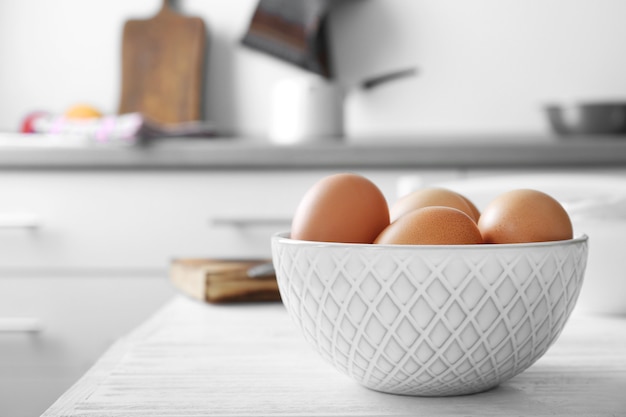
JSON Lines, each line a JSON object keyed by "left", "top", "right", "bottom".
{"left": 1, "top": 0, "right": 626, "bottom": 141}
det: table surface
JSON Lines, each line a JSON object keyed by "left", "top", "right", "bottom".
{"left": 42, "top": 295, "right": 626, "bottom": 417}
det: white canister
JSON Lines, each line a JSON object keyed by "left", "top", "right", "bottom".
{"left": 268, "top": 76, "right": 344, "bottom": 145}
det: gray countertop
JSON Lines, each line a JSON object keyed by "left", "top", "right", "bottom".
{"left": 1, "top": 135, "right": 626, "bottom": 170}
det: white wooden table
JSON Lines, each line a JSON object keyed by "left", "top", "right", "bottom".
{"left": 42, "top": 296, "right": 626, "bottom": 416}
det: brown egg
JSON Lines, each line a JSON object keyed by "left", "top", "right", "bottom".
{"left": 291, "top": 173, "right": 390, "bottom": 243}
{"left": 391, "top": 187, "right": 478, "bottom": 223}
{"left": 459, "top": 193, "right": 481, "bottom": 222}
{"left": 374, "top": 206, "right": 483, "bottom": 245}
{"left": 478, "top": 189, "right": 573, "bottom": 244}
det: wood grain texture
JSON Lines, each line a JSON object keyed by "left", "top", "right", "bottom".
{"left": 170, "top": 259, "right": 280, "bottom": 303}
{"left": 119, "top": 0, "right": 206, "bottom": 124}
{"left": 42, "top": 296, "right": 626, "bottom": 416}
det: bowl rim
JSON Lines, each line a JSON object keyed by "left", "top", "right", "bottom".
{"left": 272, "top": 231, "right": 588, "bottom": 250}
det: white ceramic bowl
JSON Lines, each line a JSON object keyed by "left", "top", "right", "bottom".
{"left": 271, "top": 232, "right": 588, "bottom": 396}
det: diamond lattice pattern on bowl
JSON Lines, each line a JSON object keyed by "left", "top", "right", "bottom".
{"left": 272, "top": 234, "right": 588, "bottom": 396}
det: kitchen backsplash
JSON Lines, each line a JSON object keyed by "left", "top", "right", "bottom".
{"left": 1, "top": 0, "right": 626, "bottom": 141}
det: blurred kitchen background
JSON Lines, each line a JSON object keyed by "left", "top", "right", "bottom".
{"left": 2, "top": 0, "right": 626, "bottom": 138}
{"left": 2, "top": 1, "right": 626, "bottom": 416}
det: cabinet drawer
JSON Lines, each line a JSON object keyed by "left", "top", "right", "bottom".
{"left": 0, "top": 172, "right": 293, "bottom": 270}
{"left": 0, "top": 170, "right": 459, "bottom": 270}
{"left": 0, "top": 274, "right": 174, "bottom": 417}
{"left": 0, "top": 275, "right": 173, "bottom": 369}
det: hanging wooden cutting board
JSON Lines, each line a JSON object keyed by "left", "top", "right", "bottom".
{"left": 119, "top": 0, "right": 206, "bottom": 124}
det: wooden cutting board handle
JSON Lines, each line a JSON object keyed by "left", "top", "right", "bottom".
{"left": 156, "top": 0, "right": 177, "bottom": 19}
{"left": 119, "top": 0, "right": 207, "bottom": 124}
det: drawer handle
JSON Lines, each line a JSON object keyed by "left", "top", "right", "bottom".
{"left": 0, "top": 213, "right": 42, "bottom": 230}
{"left": 0, "top": 317, "right": 44, "bottom": 333}
{"left": 211, "top": 217, "right": 291, "bottom": 228}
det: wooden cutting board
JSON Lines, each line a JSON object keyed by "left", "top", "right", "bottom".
{"left": 119, "top": 0, "right": 206, "bottom": 124}
{"left": 170, "top": 259, "right": 280, "bottom": 303}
